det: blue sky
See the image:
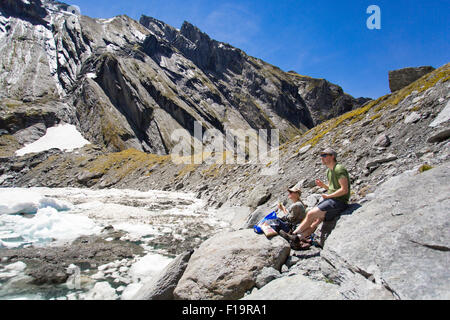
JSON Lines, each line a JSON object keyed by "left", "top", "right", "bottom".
{"left": 69, "top": 0, "right": 449, "bottom": 99}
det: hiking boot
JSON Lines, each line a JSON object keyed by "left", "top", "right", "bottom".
{"left": 279, "top": 231, "right": 306, "bottom": 250}
{"left": 279, "top": 230, "right": 297, "bottom": 242}
{"left": 291, "top": 239, "right": 312, "bottom": 251}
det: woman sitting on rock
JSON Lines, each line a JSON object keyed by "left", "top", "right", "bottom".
{"left": 277, "top": 186, "right": 306, "bottom": 227}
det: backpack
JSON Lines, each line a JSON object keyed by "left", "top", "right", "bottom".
{"left": 254, "top": 211, "right": 293, "bottom": 234}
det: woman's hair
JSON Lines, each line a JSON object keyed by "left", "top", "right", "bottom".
{"left": 289, "top": 187, "right": 306, "bottom": 208}
{"left": 297, "top": 194, "right": 306, "bottom": 208}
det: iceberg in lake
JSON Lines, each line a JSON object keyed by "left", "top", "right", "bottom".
{"left": 0, "top": 188, "right": 98, "bottom": 248}
{"left": 0, "top": 188, "right": 73, "bottom": 215}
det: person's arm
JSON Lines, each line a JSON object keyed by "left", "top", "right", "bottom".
{"left": 278, "top": 203, "right": 289, "bottom": 215}
{"left": 315, "top": 179, "right": 329, "bottom": 190}
{"left": 322, "top": 177, "right": 348, "bottom": 199}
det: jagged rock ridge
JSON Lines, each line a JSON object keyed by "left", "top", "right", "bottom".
{"left": 0, "top": 0, "right": 369, "bottom": 156}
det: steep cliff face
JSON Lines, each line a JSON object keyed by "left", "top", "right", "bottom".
{"left": 290, "top": 73, "right": 371, "bottom": 124}
{"left": 0, "top": 0, "right": 369, "bottom": 157}
{"left": 140, "top": 16, "right": 370, "bottom": 133}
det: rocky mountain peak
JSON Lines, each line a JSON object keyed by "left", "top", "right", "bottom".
{"left": 180, "top": 20, "right": 210, "bottom": 44}
{"left": 1, "top": 3, "right": 370, "bottom": 156}
{"left": 139, "top": 15, "right": 178, "bottom": 42}
{"left": 0, "top": 3, "right": 376, "bottom": 152}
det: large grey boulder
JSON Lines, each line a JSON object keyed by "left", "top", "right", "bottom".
{"left": 254, "top": 267, "right": 281, "bottom": 289}
{"left": 173, "top": 229, "right": 290, "bottom": 300}
{"left": 365, "top": 153, "right": 398, "bottom": 169}
{"left": 389, "top": 66, "right": 435, "bottom": 92}
{"left": 242, "top": 274, "right": 343, "bottom": 300}
{"left": 212, "top": 204, "right": 251, "bottom": 230}
{"left": 292, "top": 74, "right": 371, "bottom": 126}
{"left": 314, "top": 203, "right": 362, "bottom": 247}
{"left": 131, "top": 250, "right": 193, "bottom": 300}
{"left": 321, "top": 162, "right": 450, "bottom": 300}
{"left": 247, "top": 185, "right": 272, "bottom": 209}
{"left": 427, "top": 128, "right": 450, "bottom": 144}
{"left": 429, "top": 100, "right": 450, "bottom": 128}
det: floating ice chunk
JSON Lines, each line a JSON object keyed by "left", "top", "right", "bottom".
{"left": 18, "top": 207, "right": 100, "bottom": 243}
{"left": 5, "top": 261, "right": 27, "bottom": 272}
{"left": 112, "top": 223, "right": 158, "bottom": 238}
{"left": 4, "top": 294, "right": 43, "bottom": 300}
{"left": 119, "top": 266, "right": 128, "bottom": 273}
{"left": 0, "top": 271, "right": 19, "bottom": 280}
{"left": 66, "top": 293, "right": 78, "bottom": 300}
{"left": 116, "top": 286, "right": 125, "bottom": 293}
{"left": 91, "top": 271, "right": 105, "bottom": 280}
{"left": 172, "top": 233, "right": 185, "bottom": 241}
{"left": 66, "top": 264, "right": 81, "bottom": 290}
{"left": 0, "top": 207, "right": 101, "bottom": 247}
{"left": 0, "top": 239, "right": 25, "bottom": 249}
{"left": 160, "top": 227, "right": 172, "bottom": 234}
{"left": 98, "top": 262, "right": 114, "bottom": 271}
{"left": 0, "top": 188, "right": 73, "bottom": 215}
{"left": 128, "top": 253, "right": 172, "bottom": 283}
{"left": 15, "top": 123, "right": 90, "bottom": 156}
{"left": 85, "top": 282, "right": 118, "bottom": 300}
{"left": 120, "top": 283, "right": 143, "bottom": 300}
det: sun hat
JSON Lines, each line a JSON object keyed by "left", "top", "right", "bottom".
{"left": 288, "top": 186, "right": 302, "bottom": 195}
{"left": 321, "top": 147, "right": 337, "bottom": 160}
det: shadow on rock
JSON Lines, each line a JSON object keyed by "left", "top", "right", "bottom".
{"left": 318, "top": 203, "right": 362, "bottom": 247}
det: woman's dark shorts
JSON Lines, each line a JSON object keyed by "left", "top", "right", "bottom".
{"left": 317, "top": 199, "right": 349, "bottom": 221}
